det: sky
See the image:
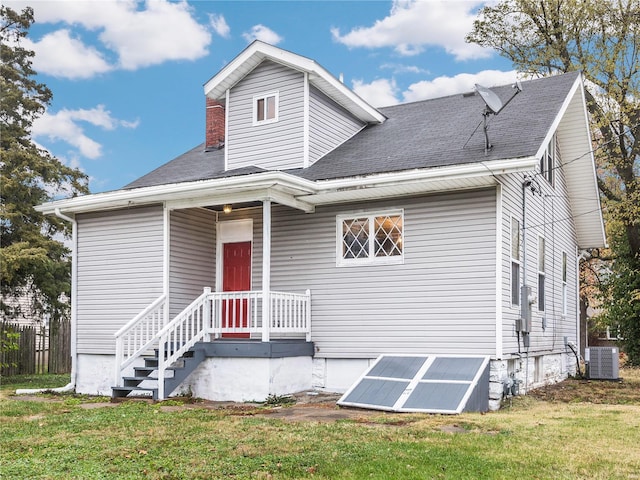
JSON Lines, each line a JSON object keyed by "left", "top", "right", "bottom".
{"left": 7, "top": 0, "right": 519, "bottom": 194}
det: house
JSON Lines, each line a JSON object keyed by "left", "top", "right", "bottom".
{"left": 36, "top": 41, "right": 605, "bottom": 411}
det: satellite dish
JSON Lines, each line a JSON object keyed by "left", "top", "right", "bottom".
{"left": 475, "top": 83, "right": 503, "bottom": 114}
{"left": 471, "top": 81, "right": 524, "bottom": 154}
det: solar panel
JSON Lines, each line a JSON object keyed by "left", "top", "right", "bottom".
{"left": 337, "top": 354, "right": 490, "bottom": 414}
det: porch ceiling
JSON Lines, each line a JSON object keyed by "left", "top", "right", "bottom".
{"left": 165, "top": 185, "right": 316, "bottom": 213}
{"left": 36, "top": 173, "right": 318, "bottom": 215}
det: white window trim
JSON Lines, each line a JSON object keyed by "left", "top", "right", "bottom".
{"left": 561, "top": 251, "right": 568, "bottom": 316}
{"left": 540, "top": 134, "right": 555, "bottom": 186}
{"left": 537, "top": 235, "right": 545, "bottom": 312}
{"left": 336, "top": 209, "right": 404, "bottom": 267}
{"left": 252, "top": 91, "right": 279, "bottom": 126}
{"left": 510, "top": 217, "right": 521, "bottom": 307}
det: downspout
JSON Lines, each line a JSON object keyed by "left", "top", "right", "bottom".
{"left": 520, "top": 177, "right": 530, "bottom": 350}
{"left": 16, "top": 208, "right": 77, "bottom": 395}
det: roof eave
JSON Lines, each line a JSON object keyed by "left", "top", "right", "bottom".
{"left": 298, "top": 156, "right": 539, "bottom": 205}
{"left": 36, "top": 157, "right": 537, "bottom": 216}
{"left": 551, "top": 74, "right": 606, "bottom": 249}
{"left": 35, "top": 172, "right": 319, "bottom": 215}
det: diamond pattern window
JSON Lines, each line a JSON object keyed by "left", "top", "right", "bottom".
{"left": 342, "top": 218, "right": 369, "bottom": 259}
{"left": 338, "top": 211, "right": 403, "bottom": 265}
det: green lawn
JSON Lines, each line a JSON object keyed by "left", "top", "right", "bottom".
{"left": 1, "top": 370, "right": 639, "bottom": 479}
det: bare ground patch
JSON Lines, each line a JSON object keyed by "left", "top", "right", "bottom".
{"left": 528, "top": 367, "right": 640, "bottom": 404}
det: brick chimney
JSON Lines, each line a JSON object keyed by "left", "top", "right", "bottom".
{"left": 206, "top": 98, "right": 225, "bottom": 150}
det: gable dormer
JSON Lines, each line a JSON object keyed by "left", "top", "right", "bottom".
{"left": 204, "top": 41, "right": 385, "bottom": 172}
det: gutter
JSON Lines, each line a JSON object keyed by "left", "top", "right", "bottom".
{"left": 311, "top": 156, "right": 539, "bottom": 192}
{"left": 36, "top": 156, "right": 539, "bottom": 217}
{"left": 35, "top": 172, "right": 318, "bottom": 215}
{"left": 16, "top": 208, "right": 78, "bottom": 395}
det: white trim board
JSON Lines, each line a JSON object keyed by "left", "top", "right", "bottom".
{"left": 215, "top": 219, "right": 253, "bottom": 292}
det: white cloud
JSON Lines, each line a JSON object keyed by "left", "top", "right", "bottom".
{"left": 209, "top": 13, "right": 230, "bottom": 38}
{"left": 352, "top": 78, "right": 400, "bottom": 108}
{"left": 352, "top": 70, "right": 519, "bottom": 107}
{"left": 402, "top": 70, "right": 519, "bottom": 103}
{"left": 242, "top": 25, "right": 283, "bottom": 45}
{"left": 380, "top": 63, "right": 429, "bottom": 75}
{"left": 32, "top": 105, "right": 138, "bottom": 159}
{"left": 331, "top": 0, "right": 491, "bottom": 61}
{"left": 98, "top": 1, "right": 211, "bottom": 70}
{"left": 22, "top": 29, "right": 111, "bottom": 79}
{"left": 11, "top": 0, "right": 211, "bottom": 76}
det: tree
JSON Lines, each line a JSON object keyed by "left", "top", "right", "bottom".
{"left": 467, "top": 0, "right": 640, "bottom": 362}
{"left": 1, "top": 6, "right": 89, "bottom": 323}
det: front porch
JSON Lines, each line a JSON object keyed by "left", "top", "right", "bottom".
{"left": 110, "top": 191, "right": 316, "bottom": 400}
{"left": 113, "top": 289, "right": 312, "bottom": 400}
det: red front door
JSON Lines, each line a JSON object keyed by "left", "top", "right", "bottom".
{"left": 222, "top": 241, "right": 251, "bottom": 338}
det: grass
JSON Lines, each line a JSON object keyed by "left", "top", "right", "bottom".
{"left": 0, "top": 373, "right": 70, "bottom": 390}
{"left": 1, "top": 369, "right": 639, "bottom": 479}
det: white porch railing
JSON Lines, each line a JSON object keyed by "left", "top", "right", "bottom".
{"left": 114, "top": 294, "right": 166, "bottom": 388}
{"left": 269, "top": 291, "right": 312, "bottom": 337}
{"left": 114, "top": 288, "right": 311, "bottom": 399}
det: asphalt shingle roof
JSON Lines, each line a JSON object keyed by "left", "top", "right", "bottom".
{"left": 124, "top": 71, "right": 580, "bottom": 190}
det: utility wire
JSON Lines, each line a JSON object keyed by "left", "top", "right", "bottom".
{"left": 545, "top": 120, "right": 640, "bottom": 174}
{"left": 524, "top": 207, "right": 603, "bottom": 231}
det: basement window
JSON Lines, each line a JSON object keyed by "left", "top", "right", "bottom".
{"left": 338, "top": 211, "right": 403, "bottom": 266}
{"left": 253, "top": 92, "right": 278, "bottom": 125}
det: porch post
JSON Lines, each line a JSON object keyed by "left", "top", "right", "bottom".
{"left": 262, "top": 200, "right": 271, "bottom": 342}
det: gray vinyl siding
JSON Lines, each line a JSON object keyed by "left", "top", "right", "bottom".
{"left": 500, "top": 141, "right": 578, "bottom": 357}
{"left": 268, "top": 190, "right": 497, "bottom": 358}
{"left": 227, "top": 60, "right": 305, "bottom": 171}
{"left": 169, "top": 209, "right": 216, "bottom": 318}
{"left": 309, "top": 86, "right": 365, "bottom": 165}
{"left": 76, "top": 205, "right": 164, "bottom": 354}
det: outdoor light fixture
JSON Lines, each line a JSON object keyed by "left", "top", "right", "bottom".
{"left": 223, "top": 204, "right": 232, "bottom": 214}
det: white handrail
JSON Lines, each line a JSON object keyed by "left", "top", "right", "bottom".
{"left": 157, "top": 288, "right": 212, "bottom": 400}
{"left": 114, "top": 294, "right": 166, "bottom": 338}
{"left": 114, "top": 294, "right": 166, "bottom": 387}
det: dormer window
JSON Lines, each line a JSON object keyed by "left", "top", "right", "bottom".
{"left": 540, "top": 134, "right": 555, "bottom": 185}
{"left": 253, "top": 92, "right": 278, "bottom": 125}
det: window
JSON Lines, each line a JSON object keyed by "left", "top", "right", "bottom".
{"left": 540, "top": 135, "right": 555, "bottom": 185}
{"left": 338, "top": 211, "right": 403, "bottom": 265}
{"left": 511, "top": 217, "right": 521, "bottom": 306}
{"left": 538, "top": 236, "right": 545, "bottom": 311}
{"left": 562, "top": 252, "right": 568, "bottom": 315}
{"left": 253, "top": 92, "right": 278, "bottom": 125}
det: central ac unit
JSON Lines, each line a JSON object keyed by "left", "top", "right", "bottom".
{"left": 585, "top": 347, "right": 619, "bottom": 380}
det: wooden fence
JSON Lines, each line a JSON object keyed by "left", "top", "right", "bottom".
{"left": 0, "top": 319, "right": 71, "bottom": 376}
